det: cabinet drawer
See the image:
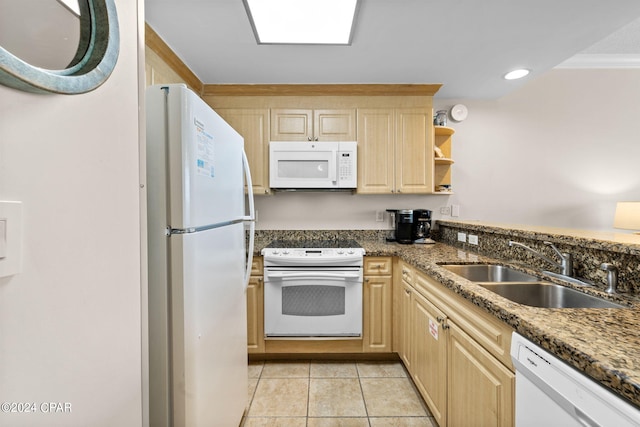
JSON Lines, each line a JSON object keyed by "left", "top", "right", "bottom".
{"left": 414, "top": 271, "right": 514, "bottom": 370}
{"left": 400, "top": 261, "right": 414, "bottom": 286}
{"left": 364, "top": 257, "right": 392, "bottom": 275}
{"left": 251, "top": 256, "right": 263, "bottom": 276}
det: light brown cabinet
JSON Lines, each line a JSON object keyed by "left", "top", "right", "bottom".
{"left": 396, "top": 263, "right": 515, "bottom": 427}
{"left": 216, "top": 109, "right": 270, "bottom": 195}
{"left": 448, "top": 322, "right": 514, "bottom": 427}
{"left": 363, "top": 257, "right": 393, "bottom": 352}
{"left": 270, "top": 108, "right": 356, "bottom": 141}
{"left": 411, "top": 289, "right": 448, "bottom": 426}
{"left": 247, "top": 256, "right": 264, "bottom": 353}
{"left": 357, "top": 108, "right": 434, "bottom": 194}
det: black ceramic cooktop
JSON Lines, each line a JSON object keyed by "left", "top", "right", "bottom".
{"left": 267, "top": 239, "right": 362, "bottom": 249}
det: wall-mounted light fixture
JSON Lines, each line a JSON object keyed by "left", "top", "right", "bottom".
{"left": 614, "top": 201, "right": 640, "bottom": 234}
{"left": 244, "top": 0, "right": 359, "bottom": 45}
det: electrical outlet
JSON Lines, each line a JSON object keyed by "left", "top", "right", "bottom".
{"left": 375, "top": 210, "right": 384, "bottom": 222}
{"left": 440, "top": 206, "right": 451, "bottom": 215}
{"left": 457, "top": 232, "right": 467, "bottom": 242}
{"left": 468, "top": 235, "right": 479, "bottom": 245}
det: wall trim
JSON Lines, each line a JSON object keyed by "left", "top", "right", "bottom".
{"left": 145, "top": 23, "right": 204, "bottom": 93}
{"left": 555, "top": 54, "right": 640, "bottom": 69}
{"left": 202, "top": 84, "right": 442, "bottom": 97}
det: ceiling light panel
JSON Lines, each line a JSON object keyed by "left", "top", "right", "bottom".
{"left": 245, "top": 0, "right": 359, "bottom": 45}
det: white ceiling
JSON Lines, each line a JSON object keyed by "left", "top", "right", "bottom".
{"left": 145, "top": 0, "right": 640, "bottom": 99}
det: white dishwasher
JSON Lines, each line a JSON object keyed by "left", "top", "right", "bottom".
{"left": 511, "top": 333, "right": 640, "bottom": 427}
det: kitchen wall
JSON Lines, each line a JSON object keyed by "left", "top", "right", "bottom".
{"left": 256, "top": 68, "right": 640, "bottom": 232}
{"left": 434, "top": 68, "right": 640, "bottom": 232}
{"left": 0, "top": 1, "right": 144, "bottom": 426}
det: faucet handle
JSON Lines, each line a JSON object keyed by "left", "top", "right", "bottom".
{"left": 600, "top": 263, "right": 618, "bottom": 294}
{"left": 600, "top": 262, "right": 617, "bottom": 272}
{"left": 543, "top": 241, "right": 564, "bottom": 257}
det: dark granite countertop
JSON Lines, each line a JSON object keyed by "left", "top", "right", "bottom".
{"left": 255, "top": 237, "right": 640, "bottom": 408}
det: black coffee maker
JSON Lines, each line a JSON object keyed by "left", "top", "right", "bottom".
{"left": 389, "top": 209, "right": 414, "bottom": 244}
{"left": 387, "top": 209, "right": 433, "bottom": 244}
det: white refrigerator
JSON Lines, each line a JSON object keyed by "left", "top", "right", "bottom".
{"left": 146, "top": 84, "right": 255, "bottom": 427}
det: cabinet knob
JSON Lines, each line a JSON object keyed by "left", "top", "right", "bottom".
{"left": 314, "top": 137, "right": 319, "bottom": 141}
{"left": 404, "top": 289, "right": 411, "bottom": 295}
{"left": 436, "top": 316, "right": 445, "bottom": 323}
{"left": 365, "top": 278, "right": 370, "bottom": 283}
{"left": 442, "top": 323, "right": 450, "bottom": 330}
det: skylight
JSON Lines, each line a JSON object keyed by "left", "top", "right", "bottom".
{"left": 244, "top": 0, "right": 359, "bottom": 45}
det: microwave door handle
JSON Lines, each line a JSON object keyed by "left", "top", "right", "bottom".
{"left": 330, "top": 150, "right": 337, "bottom": 183}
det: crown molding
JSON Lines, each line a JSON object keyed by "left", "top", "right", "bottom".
{"left": 555, "top": 54, "right": 640, "bottom": 69}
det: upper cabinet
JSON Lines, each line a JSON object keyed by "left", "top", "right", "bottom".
{"left": 216, "top": 108, "right": 271, "bottom": 195}
{"left": 271, "top": 108, "right": 356, "bottom": 141}
{"left": 434, "top": 126, "right": 455, "bottom": 194}
{"left": 357, "top": 108, "right": 433, "bottom": 194}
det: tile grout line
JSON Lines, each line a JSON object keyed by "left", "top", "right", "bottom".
{"left": 355, "top": 362, "right": 373, "bottom": 427}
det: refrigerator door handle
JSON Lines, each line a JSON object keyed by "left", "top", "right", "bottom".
{"left": 242, "top": 149, "right": 255, "bottom": 290}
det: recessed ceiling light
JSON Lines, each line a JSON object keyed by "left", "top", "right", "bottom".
{"left": 504, "top": 69, "right": 530, "bottom": 80}
{"left": 244, "top": 0, "right": 359, "bottom": 45}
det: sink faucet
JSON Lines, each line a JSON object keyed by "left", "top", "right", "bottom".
{"left": 508, "top": 241, "right": 574, "bottom": 277}
{"left": 600, "top": 263, "right": 618, "bottom": 294}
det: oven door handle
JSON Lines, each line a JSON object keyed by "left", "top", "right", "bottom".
{"left": 266, "top": 272, "right": 361, "bottom": 280}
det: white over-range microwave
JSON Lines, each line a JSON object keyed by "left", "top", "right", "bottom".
{"left": 269, "top": 141, "right": 357, "bottom": 190}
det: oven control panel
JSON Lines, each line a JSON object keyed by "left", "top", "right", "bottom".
{"left": 262, "top": 248, "right": 364, "bottom": 258}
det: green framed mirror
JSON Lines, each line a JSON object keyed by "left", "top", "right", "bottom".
{"left": 0, "top": 0, "right": 119, "bottom": 94}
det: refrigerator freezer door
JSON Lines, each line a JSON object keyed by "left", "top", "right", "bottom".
{"left": 148, "top": 85, "right": 246, "bottom": 229}
{"left": 170, "top": 223, "right": 248, "bottom": 427}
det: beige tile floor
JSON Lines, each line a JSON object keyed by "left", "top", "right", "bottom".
{"left": 242, "top": 360, "right": 438, "bottom": 427}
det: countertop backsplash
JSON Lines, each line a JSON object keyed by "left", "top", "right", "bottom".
{"left": 437, "top": 220, "right": 640, "bottom": 295}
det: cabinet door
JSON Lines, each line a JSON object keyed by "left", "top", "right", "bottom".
{"left": 363, "top": 275, "right": 392, "bottom": 352}
{"left": 448, "top": 322, "right": 514, "bottom": 427}
{"left": 217, "top": 109, "right": 270, "bottom": 195}
{"left": 356, "top": 109, "right": 395, "bottom": 194}
{"left": 412, "top": 291, "right": 447, "bottom": 427}
{"left": 395, "top": 108, "right": 433, "bottom": 194}
{"left": 314, "top": 109, "right": 356, "bottom": 141}
{"left": 398, "top": 280, "right": 413, "bottom": 369}
{"left": 246, "top": 276, "right": 264, "bottom": 353}
{"left": 270, "top": 109, "right": 312, "bottom": 141}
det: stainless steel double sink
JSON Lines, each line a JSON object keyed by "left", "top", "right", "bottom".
{"left": 439, "top": 264, "right": 626, "bottom": 309}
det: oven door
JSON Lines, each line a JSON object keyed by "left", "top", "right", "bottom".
{"left": 264, "top": 268, "right": 363, "bottom": 337}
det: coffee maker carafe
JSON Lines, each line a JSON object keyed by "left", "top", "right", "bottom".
{"left": 411, "top": 209, "right": 433, "bottom": 244}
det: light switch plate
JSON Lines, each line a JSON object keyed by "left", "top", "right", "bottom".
{"left": 0, "top": 201, "right": 22, "bottom": 278}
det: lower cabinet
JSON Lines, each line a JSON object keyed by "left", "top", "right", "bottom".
{"left": 247, "top": 256, "right": 264, "bottom": 353}
{"left": 411, "top": 290, "right": 447, "bottom": 426}
{"left": 363, "top": 257, "right": 393, "bottom": 352}
{"left": 448, "top": 322, "right": 514, "bottom": 427}
{"left": 400, "top": 262, "right": 515, "bottom": 427}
